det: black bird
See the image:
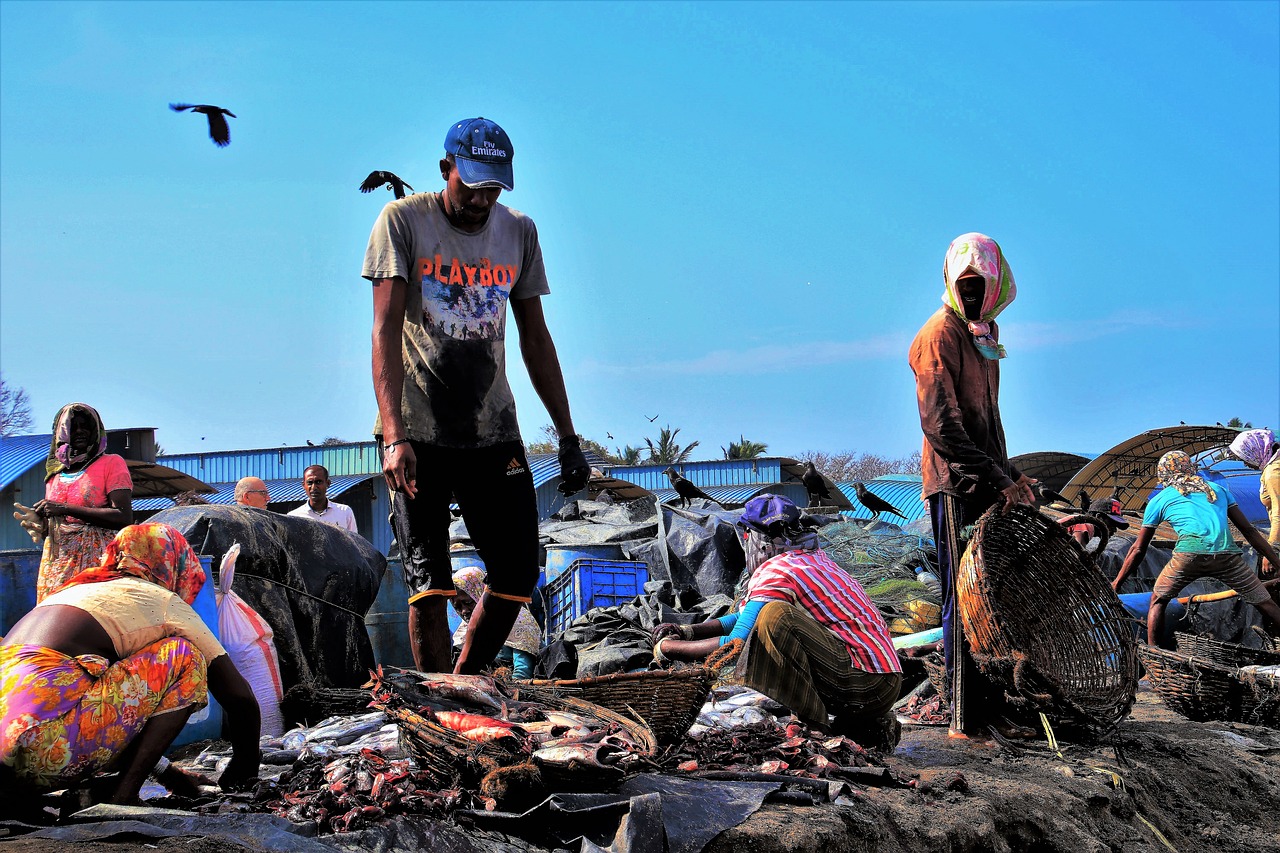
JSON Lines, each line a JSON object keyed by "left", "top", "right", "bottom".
{"left": 306, "top": 440, "right": 316, "bottom": 446}
{"left": 853, "top": 482, "right": 906, "bottom": 522}
{"left": 1034, "top": 483, "right": 1069, "bottom": 506}
{"left": 169, "top": 103, "right": 235, "bottom": 147}
{"left": 646, "top": 414, "right": 660, "bottom": 423}
{"left": 1077, "top": 490, "right": 1092, "bottom": 513}
{"left": 606, "top": 432, "right": 614, "bottom": 440}
{"left": 663, "top": 466, "right": 718, "bottom": 508}
{"left": 360, "top": 170, "right": 414, "bottom": 200}
{"left": 802, "top": 461, "right": 833, "bottom": 507}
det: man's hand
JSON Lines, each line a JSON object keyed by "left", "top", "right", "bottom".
{"left": 557, "top": 435, "right": 590, "bottom": 496}
{"left": 218, "top": 752, "right": 259, "bottom": 793}
{"left": 382, "top": 442, "right": 418, "bottom": 499}
{"left": 1000, "top": 475, "right": 1037, "bottom": 514}
{"left": 160, "top": 765, "right": 217, "bottom": 798}
{"left": 1262, "top": 558, "right": 1277, "bottom": 579}
{"left": 650, "top": 623, "right": 689, "bottom": 644}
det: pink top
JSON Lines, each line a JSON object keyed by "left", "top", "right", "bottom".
{"left": 44, "top": 453, "right": 132, "bottom": 529}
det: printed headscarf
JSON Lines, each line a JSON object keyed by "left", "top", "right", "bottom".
{"left": 45, "top": 403, "right": 108, "bottom": 479}
{"left": 942, "top": 233, "right": 1017, "bottom": 360}
{"left": 56, "top": 522, "right": 207, "bottom": 605}
{"left": 1156, "top": 451, "right": 1217, "bottom": 502}
{"left": 1229, "top": 429, "right": 1279, "bottom": 472}
{"left": 450, "top": 566, "right": 543, "bottom": 655}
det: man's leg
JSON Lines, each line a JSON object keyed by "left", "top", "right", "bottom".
{"left": 1148, "top": 552, "right": 1199, "bottom": 650}
{"left": 1147, "top": 595, "right": 1170, "bottom": 648}
{"left": 1209, "top": 551, "right": 1280, "bottom": 636}
{"left": 389, "top": 443, "right": 456, "bottom": 673}
{"left": 452, "top": 443, "right": 540, "bottom": 675}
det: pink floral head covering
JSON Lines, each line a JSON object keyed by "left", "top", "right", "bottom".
{"left": 1156, "top": 451, "right": 1217, "bottom": 502}
{"left": 45, "top": 402, "right": 108, "bottom": 479}
{"left": 1229, "top": 429, "right": 1279, "bottom": 471}
{"left": 58, "top": 522, "right": 207, "bottom": 605}
{"left": 942, "top": 233, "right": 1017, "bottom": 359}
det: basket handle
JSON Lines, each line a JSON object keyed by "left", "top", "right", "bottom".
{"left": 705, "top": 638, "right": 743, "bottom": 672}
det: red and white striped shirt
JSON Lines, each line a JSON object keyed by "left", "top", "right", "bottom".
{"left": 745, "top": 549, "right": 901, "bottom": 674}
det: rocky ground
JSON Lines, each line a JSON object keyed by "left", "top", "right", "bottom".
{"left": 4, "top": 686, "right": 1278, "bottom": 853}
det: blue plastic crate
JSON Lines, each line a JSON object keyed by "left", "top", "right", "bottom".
{"left": 544, "top": 558, "right": 649, "bottom": 638}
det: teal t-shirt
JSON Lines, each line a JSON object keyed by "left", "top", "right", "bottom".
{"left": 1142, "top": 482, "right": 1239, "bottom": 554}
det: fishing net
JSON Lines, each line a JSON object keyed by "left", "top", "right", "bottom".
{"left": 817, "top": 522, "right": 941, "bottom": 619}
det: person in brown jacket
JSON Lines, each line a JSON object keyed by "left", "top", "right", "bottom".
{"left": 908, "top": 232, "right": 1036, "bottom": 735}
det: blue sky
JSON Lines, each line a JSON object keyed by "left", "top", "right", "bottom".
{"left": 2, "top": 1, "right": 1276, "bottom": 460}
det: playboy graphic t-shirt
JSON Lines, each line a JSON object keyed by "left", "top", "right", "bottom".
{"left": 363, "top": 192, "right": 549, "bottom": 447}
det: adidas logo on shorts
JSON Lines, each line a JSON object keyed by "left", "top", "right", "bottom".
{"left": 506, "top": 458, "right": 526, "bottom": 476}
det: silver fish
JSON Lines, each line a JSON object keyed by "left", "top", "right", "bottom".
{"left": 533, "top": 743, "right": 624, "bottom": 770}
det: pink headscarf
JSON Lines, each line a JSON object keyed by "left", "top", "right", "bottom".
{"left": 1229, "top": 429, "right": 1279, "bottom": 471}
{"left": 941, "top": 233, "right": 1017, "bottom": 359}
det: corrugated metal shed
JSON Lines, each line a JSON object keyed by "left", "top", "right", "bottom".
{"left": 133, "top": 473, "right": 381, "bottom": 510}
{"left": 837, "top": 475, "right": 928, "bottom": 524}
{"left": 1009, "top": 452, "right": 1095, "bottom": 493}
{"left": 0, "top": 434, "right": 50, "bottom": 491}
{"left": 605, "top": 458, "right": 794, "bottom": 493}
{"left": 652, "top": 483, "right": 800, "bottom": 507}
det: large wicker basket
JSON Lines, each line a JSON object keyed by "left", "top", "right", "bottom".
{"left": 1138, "top": 644, "right": 1234, "bottom": 722}
{"left": 380, "top": 684, "right": 656, "bottom": 788}
{"left": 528, "top": 642, "right": 739, "bottom": 747}
{"left": 1174, "top": 632, "right": 1280, "bottom": 669}
{"left": 956, "top": 505, "right": 1139, "bottom": 732}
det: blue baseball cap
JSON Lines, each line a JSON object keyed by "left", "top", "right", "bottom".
{"left": 739, "top": 494, "right": 802, "bottom": 533}
{"left": 444, "top": 117, "right": 514, "bottom": 191}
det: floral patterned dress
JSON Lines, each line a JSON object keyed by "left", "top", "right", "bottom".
{"left": 36, "top": 453, "right": 132, "bottom": 602}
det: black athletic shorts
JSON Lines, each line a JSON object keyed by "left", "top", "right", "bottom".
{"left": 389, "top": 440, "right": 540, "bottom": 605}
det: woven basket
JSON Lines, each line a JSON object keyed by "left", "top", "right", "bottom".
{"left": 528, "top": 641, "right": 739, "bottom": 747}
{"left": 922, "top": 652, "right": 949, "bottom": 703}
{"left": 1174, "top": 632, "right": 1280, "bottom": 669}
{"left": 382, "top": 684, "right": 656, "bottom": 788}
{"left": 1235, "top": 668, "right": 1280, "bottom": 728}
{"left": 1138, "top": 644, "right": 1234, "bottom": 722}
{"left": 956, "top": 505, "right": 1139, "bottom": 732}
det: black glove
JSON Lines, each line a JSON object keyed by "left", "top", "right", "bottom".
{"left": 557, "top": 434, "right": 591, "bottom": 495}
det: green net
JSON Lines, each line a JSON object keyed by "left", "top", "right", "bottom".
{"left": 818, "top": 521, "right": 941, "bottom": 609}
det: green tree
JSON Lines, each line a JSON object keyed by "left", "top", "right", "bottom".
{"left": 644, "top": 426, "right": 700, "bottom": 465}
{"left": 1226, "top": 417, "right": 1253, "bottom": 429}
{"left": 615, "top": 445, "right": 644, "bottom": 466}
{"left": 722, "top": 436, "right": 768, "bottom": 460}
{"left": 321, "top": 436, "right": 348, "bottom": 446}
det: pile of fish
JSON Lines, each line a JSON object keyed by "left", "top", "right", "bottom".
{"left": 901, "top": 692, "right": 949, "bottom": 726}
{"left": 367, "top": 667, "right": 653, "bottom": 778}
{"left": 667, "top": 717, "right": 874, "bottom": 778}
{"left": 253, "top": 747, "right": 488, "bottom": 833}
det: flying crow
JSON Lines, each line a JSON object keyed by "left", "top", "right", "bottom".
{"left": 360, "top": 170, "right": 414, "bottom": 199}
{"left": 169, "top": 103, "right": 235, "bottom": 147}
{"left": 853, "top": 482, "right": 906, "bottom": 522}
{"left": 663, "top": 466, "right": 718, "bottom": 508}
{"left": 802, "top": 461, "right": 833, "bottom": 507}
{"left": 646, "top": 414, "right": 660, "bottom": 423}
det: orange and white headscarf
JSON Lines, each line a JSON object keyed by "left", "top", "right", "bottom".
{"left": 1156, "top": 451, "right": 1217, "bottom": 502}
{"left": 56, "top": 522, "right": 207, "bottom": 605}
{"left": 942, "top": 232, "right": 1017, "bottom": 360}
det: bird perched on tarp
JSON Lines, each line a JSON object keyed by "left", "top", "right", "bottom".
{"left": 169, "top": 103, "right": 236, "bottom": 147}
{"left": 802, "top": 461, "right": 833, "bottom": 507}
{"left": 663, "top": 466, "right": 718, "bottom": 509}
{"left": 853, "top": 482, "right": 906, "bottom": 522}
{"left": 360, "top": 170, "right": 414, "bottom": 199}
{"left": 1034, "top": 483, "right": 1070, "bottom": 507}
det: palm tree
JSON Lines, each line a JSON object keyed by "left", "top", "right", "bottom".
{"left": 644, "top": 426, "right": 700, "bottom": 465}
{"left": 723, "top": 436, "right": 768, "bottom": 460}
{"left": 615, "top": 445, "right": 644, "bottom": 466}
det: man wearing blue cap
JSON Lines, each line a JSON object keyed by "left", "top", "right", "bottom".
{"left": 363, "top": 117, "right": 589, "bottom": 674}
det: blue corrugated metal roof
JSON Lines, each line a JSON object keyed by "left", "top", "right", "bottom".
{"left": 605, "top": 458, "right": 791, "bottom": 492}
{"left": 836, "top": 475, "right": 928, "bottom": 524}
{"left": 0, "top": 434, "right": 50, "bottom": 491}
{"left": 652, "top": 483, "right": 785, "bottom": 506}
{"left": 133, "top": 473, "right": 379, "bottom": 510}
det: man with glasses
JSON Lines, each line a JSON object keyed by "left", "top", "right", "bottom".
{"left": 233, "top": 477, "right": 271, "bottom": 509}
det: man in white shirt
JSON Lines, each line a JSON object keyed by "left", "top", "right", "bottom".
{"left": 287, "top": 465, "right": 358, "bottom": 533}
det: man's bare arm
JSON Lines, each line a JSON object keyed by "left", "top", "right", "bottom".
{"left": 511, "top": 295, "right": 574, "bottom": 438}
{"left": 372, "top": 277, "right": 416, "bottom": 497}
{"left": 1113, "top": 526, "right": 1155, "bottom": 591}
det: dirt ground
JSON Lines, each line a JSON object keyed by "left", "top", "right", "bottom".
{"left": 3, "top": 685, "right": 1278, "bottom": 853}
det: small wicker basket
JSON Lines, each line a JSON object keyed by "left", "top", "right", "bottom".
{"left": 1236, "top": 667, "right": 1280, "bottom": 728}
{"left": 1138, "top": 645, "right": 1234, "bottom": 722}
{"left": 528, "top": 642, "right": 740, "bottom": 747}
{"left": 1174, "top": 632, "right": 1280, "bottom": 670}
{"left": 956, "top": 505, "right": 1139, "bottom": 732}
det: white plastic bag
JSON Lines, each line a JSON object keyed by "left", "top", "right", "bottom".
{"left": 216, "top": 543, "right": 285, "bottom": 736}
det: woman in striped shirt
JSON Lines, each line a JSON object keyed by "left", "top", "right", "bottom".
{"left": 654, "top": 495, "right": 902, "bottom": 751}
